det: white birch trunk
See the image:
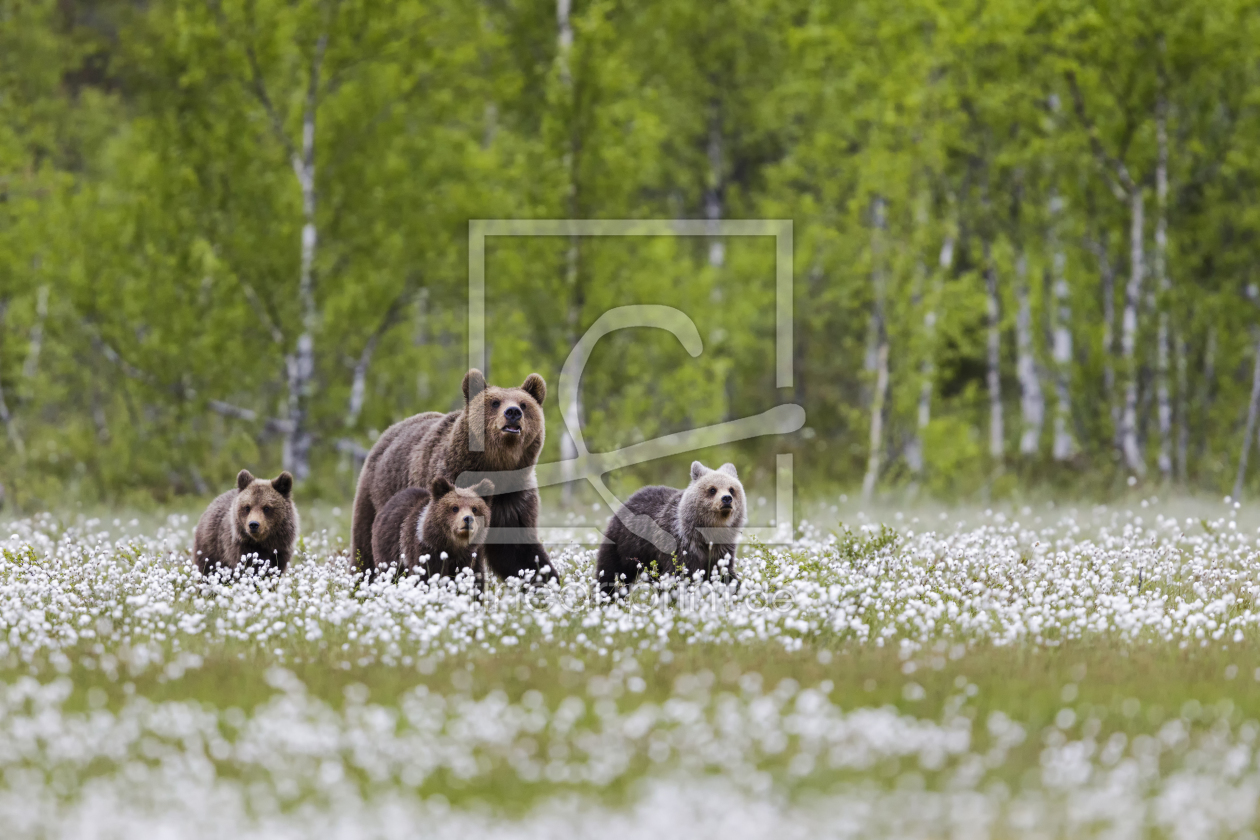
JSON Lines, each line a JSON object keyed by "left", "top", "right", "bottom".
{"left": 0, "top": 301, "right": 24, "bottom": 459}
{"left": 1091, "top": 234, "right": 1120, "bottom": 442}
{"left": 1154, "top": 96, "right": 1173, "bottom": 479}
{"left": 861, "top": 197, "right": 888, "bottom": 501}
{"left": 557, "top": 0, "right": 581, "bottom": 504}
{"left": 21, "top": 284, "right": 48, "bottom": 382}
{"left": 705, "top": 109, "right": 725, "bottom": 270}
{"left": 908, "top": 235, "right": 952, "bottom": 477}
{"left": 282, "top": 32, "right": 328, "bottom": 483}
{"left": 1014, "top": 250, "right": 1044, "bottom": 456}
{"left": 346, "top": 336, "right": 378, "bottom": 430}
{"left": 983, "top": 239, "right": 1004, "bottom": 461}
{"left": 1175, "top": 335, "right": 1188, "bottom": 480}
{"left": 1235, "top": 328, "right": 1260, "bottom": 500}
{"left": 1119, "top": 189, "right": 1145, "bottom": 476}
{"left": 1049, "top": 194, "right": 1076, "bottom": 460}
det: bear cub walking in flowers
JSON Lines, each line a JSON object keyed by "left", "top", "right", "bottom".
{"left": 371, "top": 477, "right": 495, "bottom": 586}
{"left": 194, "top": 470, "right": 298, "bottom": 577}
{"left": 596, "top": 461, "right": 747, "bottom": 600}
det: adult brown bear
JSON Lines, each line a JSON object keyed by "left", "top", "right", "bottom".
{"left": 351, "top": 369, "right": 557, "bottom": 583}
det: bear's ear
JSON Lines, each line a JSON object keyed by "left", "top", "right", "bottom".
{"left": 471, "top": 478, "right": 495, "bottom": 499}
{"left": 272, "top": 472, "right": 293, "bottom": 497}
{"left": 718, "top": 463, "right": 738, "bottom": 479}
{"left": 462, "top": 369, "right": 486, "bottom": 403}
{"left": 521, "top": 373, "right": 546, "bottom": 406}
{"left": 237, "top": 470, "right": 255, "bottom": 492}
{"left": 430, "top": 476, "right": 453, "bottom": 499}
{"left": 690, "top": 461, "right": 710, "bottom": 483}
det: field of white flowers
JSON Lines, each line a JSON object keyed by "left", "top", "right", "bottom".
{"left": 4, "top": 498, "right": 1260, "bottom": 838}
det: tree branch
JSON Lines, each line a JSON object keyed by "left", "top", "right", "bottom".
{"left": 1066, "top": 70, "right": 1135, "bottom": 200}
{"left": 344, "top": 284, "right": 413, "bottom": 428}
{"left": 204, "top": 0, "right": 298, "bottom": 162}
{"left": 238, "top": 279, "right": 286, "bottom": 345}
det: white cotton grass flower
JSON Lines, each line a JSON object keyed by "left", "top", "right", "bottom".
{"left": 0, "top": 500, "right": 1259, "bottom": 836}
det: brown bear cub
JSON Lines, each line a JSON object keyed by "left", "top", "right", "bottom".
{"left": 596, "top": 461, "right": 747, "bottom": 599}
{"left": 352, "top": 369, "right": 557, "bottom": 584}
{"left": 370, "top": 477, "right": 495, "bottom": 584}
{"left": 194, "top": 470, "right": 298, "bottom": 577}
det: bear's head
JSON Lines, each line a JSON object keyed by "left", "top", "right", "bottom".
{"left": 682, "top": 461, "right": 747, "bottom": 530}
{"left": 234, "top": 469, "right": 294, "bottom": 543}
{"left": 461, "top": 368, "right": 546, "bottom": 468}
{"left": 425, "top": 476, "right": 494, "bottom": 547}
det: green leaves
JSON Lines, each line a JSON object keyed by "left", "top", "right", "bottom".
{"left": 5, "top": 0, "right": 1260, "bottom": 504}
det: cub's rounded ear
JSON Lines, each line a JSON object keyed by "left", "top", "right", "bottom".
{"left": 237, "top": 470, "right": 255, "bottom": 492}
{"left": 521, "top": 373, "right": 546, "bottom": 406}
{"left": 718, "top": 463, "right": 738, "bottom": 478}
{"left": 471, "top": 478, "right": 496, "bottom": 499}
{"left": 462, "top": 369, "right": 486, "bottom": 403}
{"left": 690, "top": 461, "right": 710, "bottom": 483}
{"left": 272, "top": 472, "right": 294, "bottom": 496}
{"left": 430, "top": 476, "right": 454, "bottom": 499}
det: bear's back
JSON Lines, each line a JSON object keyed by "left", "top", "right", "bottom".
{"left": 193, "top": 489, "right": 239, "bottom": 574}
{"left": 363, "top": 411, "right": 451, "bottom": 508}
{"left": 372, "top": 486, "right": 430, "bottom": 572}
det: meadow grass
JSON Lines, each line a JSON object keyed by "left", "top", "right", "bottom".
{"left": 3, "top": 495, "right": 1260, "bottom": 837}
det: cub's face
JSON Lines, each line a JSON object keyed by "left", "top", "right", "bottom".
{"left": 462, "top": 369, "right": 546, "bottom": 454}
{"left": 428, "top": 477, "right": 494, "bottom": 546}
{"left": 688, "top": 461, "right": 747, "bottom": 528}
{"left": 234, "top": 470, "right": 293, "bottom": 542}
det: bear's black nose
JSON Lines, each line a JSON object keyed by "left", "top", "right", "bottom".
{"left": 463, "top": 515, "right": 474, "bottom": 526}
{"left": 721, "top": 495, "right": 733, "bottom": 506}
{"left": 504, "top": 405, "right": 522, "bottom": 422}
{"left": 248, "top": 521, "right": 260, "bottom": 533}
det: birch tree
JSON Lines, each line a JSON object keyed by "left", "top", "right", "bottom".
{"left": 862, "top": 197, "right": 890, "bottom": 500}
{"left": 1068, "top": 72, "right": 1147, "bottom": 477}
{"left": 1047, "top": 192, "right": 1076, "bottom": 460}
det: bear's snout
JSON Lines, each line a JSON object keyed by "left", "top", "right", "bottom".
{"left": 462, "top": 515, "right": 474, "bottom": 527}
{"left": 720, "top": 494, "right": 733, "bottom": 508}
{"left": 248, "top": 520, "right": 261, "bottom": 534}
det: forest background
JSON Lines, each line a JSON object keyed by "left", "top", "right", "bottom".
{"left": 3, "top": 0, "right": 1259, "bottom": 511}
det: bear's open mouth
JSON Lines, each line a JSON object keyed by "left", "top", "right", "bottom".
{"left": 502, "top": 423, "right": 521, "bottom": 434}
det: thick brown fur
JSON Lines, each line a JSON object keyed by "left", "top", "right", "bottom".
{"left": 371, "top": 477, "right": 494, "bottom": 583}
{"left": 194, "top": 470, "right": 298, "bottom": 577}
{"left": 352, "top": 369, "right": 557, "bottom": 583}
{"left": 595, "top": 461, "right": 746, "bottom": 599}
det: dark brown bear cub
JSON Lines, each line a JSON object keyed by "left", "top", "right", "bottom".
{"left": 371, "top": 477, "right": 495, "bottom": 584}
{"left": 194, "top": 470, "right": 298, "bottom": 577}
{"left": 596, "top": 461, "right": 747, "bottom": 599}
{"left": 351, "top": 368, "right": 556, "bottom": 584}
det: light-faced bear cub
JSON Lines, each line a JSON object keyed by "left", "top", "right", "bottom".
{"left": 595, "top": 461, "right": 747, "bottom": 599}
{"left": 371, "top": 477, "right": 494, "bottom": 585}
{"left": 194, "top": 470, "right": 298, "bottom": 577}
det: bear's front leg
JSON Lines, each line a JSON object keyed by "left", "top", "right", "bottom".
{"left": 485, "top": 489, "right": 559, "bottom": 584}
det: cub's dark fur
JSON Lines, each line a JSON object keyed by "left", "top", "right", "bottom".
{"left": 596, "top": 461, "right": 747, "bottom": 599}
{"left": 194, "top": 470, "right": 298, "bottom": 576}
{"left": 352, "top": 369, "right": 555, "bottom": 583}
{"left": 371, "top": 477, "right": 494, "bottom": 583}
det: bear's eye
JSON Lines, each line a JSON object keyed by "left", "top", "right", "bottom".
{"left": 708, "top": 487, "right": 717, "bottom": 496}
{"left": 491, "top": 399, "right": 501, "bottom": 409}
{"left": 263, "top": 506, "right": 272, "bottom": 515}
{"left": 243, "top": 505, "right": 251, "bottom": 513}
{"left": 451, "top": 504, "right": 460, "bottom": 513}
